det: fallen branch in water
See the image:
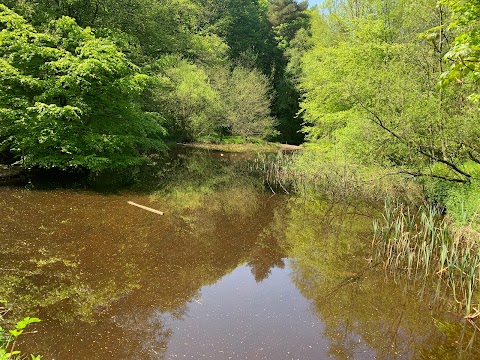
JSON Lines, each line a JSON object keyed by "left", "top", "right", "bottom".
{"left": 127, "top": 201, "right": 164, "bottom": 215}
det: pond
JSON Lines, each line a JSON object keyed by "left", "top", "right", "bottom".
{"left": 1, "top": 148, "right": 479, "bottom": 359}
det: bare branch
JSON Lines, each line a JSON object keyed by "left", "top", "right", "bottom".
{"left": 351, "top": 94, "right": 472, "bottom": 180}
{"left": 468, "top": 151, "right": 480, "bottom": 165}
{"left": 399, "top": 170, "right": 468, "bottom": 183}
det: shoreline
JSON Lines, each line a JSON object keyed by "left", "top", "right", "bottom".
{"left": 177, "top": 142, "right": 302, "bottom": 153}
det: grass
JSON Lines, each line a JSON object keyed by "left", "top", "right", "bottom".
{"left": 248, "top": 150, "right": 420, "bottom": 205}
{"left": 249, "top": 152, "right": 300, "bottom": 193}
{"left": 373, "top": 200, "right": 480, "bottom": 318}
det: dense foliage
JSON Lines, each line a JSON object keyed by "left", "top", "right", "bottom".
{"left": 292, "top": 0, "right": 480, "bottom": 224}
{"left": 441, "top": 0, "right": 480, "bottom": 99}
{"left": 2, "top": 0, "right": 479, "bottom": 223}
{"left": 0, "top": 0, "right": 311, "bottom": 171}
{"left": 0, "top": 5, "right": 165, "bottom": 170}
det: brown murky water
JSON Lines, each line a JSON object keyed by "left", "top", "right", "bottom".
{"left": 1, "top": 150, "right": 479, "bottom": 359}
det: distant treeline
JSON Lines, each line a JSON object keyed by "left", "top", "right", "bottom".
{"left": 0, "top": 0, "right": 309, "bottom": 171}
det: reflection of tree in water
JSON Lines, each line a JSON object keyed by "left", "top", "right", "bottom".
{"left": 0, "top": 148, "right": 289, "bottom": 358}
{"left": 281, "top": 192, "right": 480, "bottom": 359}
{"left": 112, "top": 308, "right": 178, "bottom": 360}
{"left": 153, "top": 148, "right": 288, "bottom": 285}
{"left": 327, "top": 319, "right": 371, "bottom": 360}
{"left": 248, "top": 245, "right": 285, "bottom": 283}
{"left": 247, "top": 230, "right": 285, "bottom": 283}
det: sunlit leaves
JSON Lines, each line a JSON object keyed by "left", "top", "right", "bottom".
{"left": 155, "top": 58, "right": 222, "bottom": 141}
{"left": 223, "top": 66, "right": 278, "bottom": 139}
{"left": 0, "top": 5, "right": 166, "bottom": 170}
{"left": 297, "top": 0, "right": 480, "bottom": 181}
{"left": 441, "top": 0, "right": 480, "bottom": 100}
{"left": 0, "top": 314, "right": 41, "bottom": 359}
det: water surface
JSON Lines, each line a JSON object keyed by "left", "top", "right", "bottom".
{"left": 1, "top": 149, "right": 478, "bottom": 359}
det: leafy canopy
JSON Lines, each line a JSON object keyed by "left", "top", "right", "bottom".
{"left": 297, "top": 0, "right": 480, "bottom": 184}
{"left": 441, "top": 0, "right": 480, "bottom": 100}
{"left": 0, "top": 5, "right": 166, "bottom": 170}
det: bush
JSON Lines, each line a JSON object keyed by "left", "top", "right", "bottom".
{"left": 446, "top": 181, "right": 480, "bottom": 228}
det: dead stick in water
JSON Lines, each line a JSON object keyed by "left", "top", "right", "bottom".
{"left": 127, "top": 201, "right": 164, "bottom": 215}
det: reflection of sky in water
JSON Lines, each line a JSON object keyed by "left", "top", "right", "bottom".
{"left": 161, "top": 262, "right": 376, "bottom": 359}
{"left": 4, "top": 149, "right": 479, "bottom": 359}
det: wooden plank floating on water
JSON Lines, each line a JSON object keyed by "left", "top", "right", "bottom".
{"left": 127, "top": 201, "right": 164, "bottom": 215}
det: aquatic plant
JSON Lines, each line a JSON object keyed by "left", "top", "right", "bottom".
{"left": 250, "top": 149, "right": 422, "bottom": 204}
{"left": 251, "top": 152, "right": 299, "bottom": 194}
{"left": 373, "top": 201, "right": 480, "bottom": 317}
{"left": 0, "top": 301, "right": 41, "bottom": 360}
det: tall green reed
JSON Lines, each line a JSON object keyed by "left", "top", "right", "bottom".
{"left": 373, "top": 200, "right": 480, "bottom": 317}
{"left": 250, "top": 152, "right": 300, "bottom": 194}
{"left": 250, "top": 151, "right": 370, "bottom": 200}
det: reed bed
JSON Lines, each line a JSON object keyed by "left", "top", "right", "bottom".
{"left": 250, "top": 151, "right": 418, "bottom": 203}
{"left": 250, "top": 152, "right": 300, "bottom": 194}
{"left": 250, "top": 152, "right": 373, "bottom": 199}
{"left": 373, "top": 200, "right": 480, "bottom": 317}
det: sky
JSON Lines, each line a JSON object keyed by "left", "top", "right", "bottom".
{"left": 308, "top": 0, "right": 323, "bottom": 7}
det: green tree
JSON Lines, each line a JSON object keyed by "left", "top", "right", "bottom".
{"left": 2, "top": 0, "right": 307, "bottom": 147}
{"left": 267, "top": 0, "right": 309, "bottom": 49}
{"left": 223, "top": 66, "right": 278, "bottom": 140}
{"left": 220, "top": 0, "right": 276, "bottom": 73}
{"left": 266, "top": 0, "right": 310, "bottom": 144}
{"left": 441, "top": 0, "right": 480, "bottom": 100}
{"left": 297, "top": 0, "right": 480, "bottom": 183}
{"left": 154, "top": 58, "right": 222, "bottom": 142}
{"left": 4, "top": 0, "right": 216, "bottom": 64}
{"left": 0, "top": 5, "right": 166, "bottom": 170}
